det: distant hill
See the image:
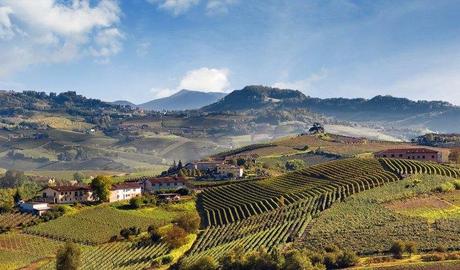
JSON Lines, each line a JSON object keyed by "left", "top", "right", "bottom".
{"left": 138, "top": 90, "right": 226, "bottom": 111}
{"left": 202, "top": 85, "right": 460, "bottom": 133}
{"left": 110, "top": 100, "right": 137, "bottom": 108}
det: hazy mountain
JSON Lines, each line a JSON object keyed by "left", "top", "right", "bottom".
{"left": 202, "top": 85, "right": 460, "bottom": 133}
{"left": 139, "top": 90, "right": 227, "bottom": 111}
{"left": 110, "top": 100, "right": 137, "bottom": 108}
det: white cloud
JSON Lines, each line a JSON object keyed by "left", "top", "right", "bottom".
{"left": 148, "top": 0, "right": 200, "bottom": 16}
{"left": 0, "top": 0, "right": 122, "bottom": 77}
{"left": 151, "top": 67, "right": 231, "bottom": 98}
{"left": 0, "top": 6, "right": 13, "bottom": 39}
{"left": 206, "top": 0, "right": 237, "bottom": 15}
{"left": 273, "top": 69, "right": 328, "bottom": 93}
{"left": 148, "top": 0, "right": 236, "bottom": 16}
{"left": 178, "top": 67, "right": 230, "bottom": 92}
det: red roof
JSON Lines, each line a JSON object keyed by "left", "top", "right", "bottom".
{"left": 111, "top": 182, "right": 141, "bottom": 190}
{"left": 146, "top": 176, "right": 187, "bottom": 184}
{"left": 377, "top": 148, "right": 439, "bottom": 154}
{"left": 45, "top": 185, "right": 92, "bottom": 192}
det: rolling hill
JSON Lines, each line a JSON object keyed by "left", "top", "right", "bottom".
{"left": 138, "top": 90, "right": 226, "bottom": 111}
{"left": 202, "top": 85, "right": 460, "bottom": 133}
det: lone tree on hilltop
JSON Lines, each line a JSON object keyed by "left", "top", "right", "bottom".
{"left": 56, "top": 242, "right": 81, "bottom": 270}
{"left": 90, "top": 176, "right": 112, "bottom": 202}
{"left": 309, "top": 122, "right": 325, "bottom": 134}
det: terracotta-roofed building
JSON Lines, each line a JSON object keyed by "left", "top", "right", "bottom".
{"left": 41, "top": 185, "right": 94, "bottom": 204}
{"left": 109, "top": 182, "right": 142, "bottom": 202}
{"left": 185, "top": 161, "right": 224, "bottom": 171}
{"left": 375, "top": 148, "right": 442, "bottom": 162}
{"left": 142, "top": 176, "right": 188, "bottom": 193}
{"left": 216, "top": 164, "right": 244, "bottom": 178}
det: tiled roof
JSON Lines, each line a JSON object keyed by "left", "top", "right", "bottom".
{"left": 111, "top": 182, "right": 141, "bottom": 190}
{"left": 377, "top": 148, "right": 439, "bottom": 154}
{"left": 146, "top": 176, "right": 187, "bottom": 184}
{"left": 45, "top": 185, "right": 92, "bottom": 192}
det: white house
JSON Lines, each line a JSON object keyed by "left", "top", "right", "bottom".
{"left": 216, "top": 164, "right": 244, "bottom": 178}
{"left": 19, "top": 202, "right": 50, "bottom": 216}
{"left": 41, "top": 185, "right": 94, "bottom": 204}
{"left": 109, "top": 182, "right": 142, "bottom": 202}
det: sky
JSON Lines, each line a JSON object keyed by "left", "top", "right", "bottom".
{"left": 0, "top": 0, "right": 460, "bottom": 104}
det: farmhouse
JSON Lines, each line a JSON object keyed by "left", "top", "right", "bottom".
{"left": 19, "top": 202, "right": 50, "bottom": 216}
{"left": 109, "top": 182, "right": 142, "bottom": 202}
{"left": 375, "top": 148, "right": 442, "bottom": 162}
{"left": 41, "top": 185, "right": 94, "bottom": 204}
{"left": 142, "top": 176, "right": 188, "bottom": 193}
{"left": 185, "top": 161, "right": 224, "bottom": 171}
{"left": 216, "top": 164, "right": 244, "bottom": 178}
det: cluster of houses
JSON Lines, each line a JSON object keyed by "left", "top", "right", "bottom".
{"left": 185, "top": 160, "right": 244, "bottom": 179}
{"left": 19, "top": 176, "right": 188, "bottom": 216}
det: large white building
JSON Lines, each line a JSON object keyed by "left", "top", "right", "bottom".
{"left": 109, "top": 182, "right": 142, "bottom": 202}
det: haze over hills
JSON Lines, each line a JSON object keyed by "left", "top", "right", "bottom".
{"left": 111, "top": 90, "right": 227, "bottom": 111}
{"left": 202, "top": 85, "right": 460, "bottom": 133}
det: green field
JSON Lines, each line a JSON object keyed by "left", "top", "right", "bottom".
{"left": 25, "top": 200, "right": 195, "bottom": 244}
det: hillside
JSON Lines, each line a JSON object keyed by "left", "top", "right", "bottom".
{"left": 202, "top": 85, "right": 460, "bottom": 134}
{"left": 139, "top": 90, "right": 226, "bottom": 111}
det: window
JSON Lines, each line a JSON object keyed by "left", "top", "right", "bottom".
{"left": 432, "top": 155, "right": 435, "bottom": 159}
{"left": 422, "top": 156, "right": 425, "bottom": 159}
{"left": 399, "top": 154, "right": 403, "bottom": 158}
{"left": 383, "top": 155, "right": 387, "bottom": 158}
{"left": 391, "top": 154, "right": 395, "bottom": 158}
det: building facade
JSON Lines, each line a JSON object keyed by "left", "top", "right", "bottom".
{"left": 41, "top": 185, "right": 94, "bottom": 204}
{"left": 19, "top": 202, "right": 50, "bottom": 216}
{"left": 375, "top": 148, "right": 442, "bottom": 162}
{"left": 142, "top": 176, "right": 188, "bottom": 193}
{"left": 109, "top": 182, "right": 142, "bottom": 202}
{"left": 216, "top": 164, "right": 244, "bottom": 178}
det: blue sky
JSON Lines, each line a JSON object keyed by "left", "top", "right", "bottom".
{"left": 1, "top": 0, "right": 460, "bottom": 104}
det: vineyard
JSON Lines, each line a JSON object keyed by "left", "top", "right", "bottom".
{"left": 0, "top": 212, "right": 39, "bottom": 228}
{"left": 185, "top": 158, "right": 460, "bottom": 265}
{"left": 0, "top": 233, "right": 62, "bottom": 269}
{"left": 302, "top": 174, "right": 460, "bottom": 254}
{"left": 24, "top": 205, "right": 157, "bottom": 244}
{"left": 40, "top": 241, "right": 170, "bottom": 270}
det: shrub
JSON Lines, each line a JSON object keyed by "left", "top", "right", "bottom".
{"left": 336, "top": 250, "right": 359, "bottom": 268}
{"left": 184, "top": 256, "right": 218, "bottom": 270}
{"left": 161, "top": 255, "right": 173, "bottom": 264}
{"left": 129, "top": 196, "right": 142, "bottom": 209}
{"left": 56, "top": 242, "right": 81, "bottom": 270}
{"left": 445, "top": 253, "right": 460, "bottom": 260}
{"left": 434, "top": 182, "right": 455, "bottom": 193}
{"left": 324, "top": 245, "right": 339, "bottom": 253}
{"left": 421, "top": 253, "right": 444, "bottom": 262}
{"left": 164, "top": 225, "right": 188, "bottom": 249}
{"left": 405, "top": 241, "right": 417, "bottom": 256}
{"left": 120, "top": 226, "right": 141, "bottom": 239}
{"left": 453, "top": 180, "right": 460, "bottom": 190}
{"left": 175, "top": 213, "right": 200, "bottom": 233}
{"left": 435, "top": 245, "right": 447, "bottom": 252}
{"left": 390, "top": 240, "right": 405, "bottom": 259}
{"left": 148, "top": 225, "right": 162, "bottom": 242}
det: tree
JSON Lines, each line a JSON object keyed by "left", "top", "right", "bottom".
{"left": 129, "top": 196, "right": 142, "bottom": 209}
{"left": 184, "top": 256, "right": 219, "bottom": 270}
{"left": 284, "top": 250, "right": 315, "bottom": 270}
{"left": 148, "top": 225, "right": 162, "bottom": 243}
{"left": 13, "top": 189, "right": 22, "bottom": 204}
{"left": 164, "top": 225, "right": 188, "bottom": 248}
{"left": 405, "top": 241, "right": 418, "bottom": 256}
{"left": 390, "top": 240, "right": 406, "bottom": 259}
{"left": 73, "top": 172, "right": 85, "bottom": 183}
{"left": 309, "top": 122, "right": 325, "bottom": 134}
{"left": 0, "top": 170, "right": 28, "bottom": 188}
{"left": 56, "top": 242, "right": 81, "bottom": 270}
{"left": 285, "top": 159, "right": 305, "bottom": 171}
{"left": 90, "top": 176, "right": 112, "bottom": 202}
{"left": 175, "top": 212, "right": 200, "bottom": 233}
{"left": 336, "top": 250, "right": 359, "bottom": 268}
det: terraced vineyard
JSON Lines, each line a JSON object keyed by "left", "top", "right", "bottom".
{"left": 0, "top": 233, "right": 62, "bottom": 269}
{"left": 380, "top": 158, "right": 460, "bottom": 178}
{"left": 199, "top": 158, "right": 401, "bottom": 226}
{"left": 0, "top": 212, "right": 39, "bottom": 228}
{"left": 40, "top": 241, "right": 170, "bottom": 270}
{"left": 185, "top": 158, "right": 460, "bottom": 265}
